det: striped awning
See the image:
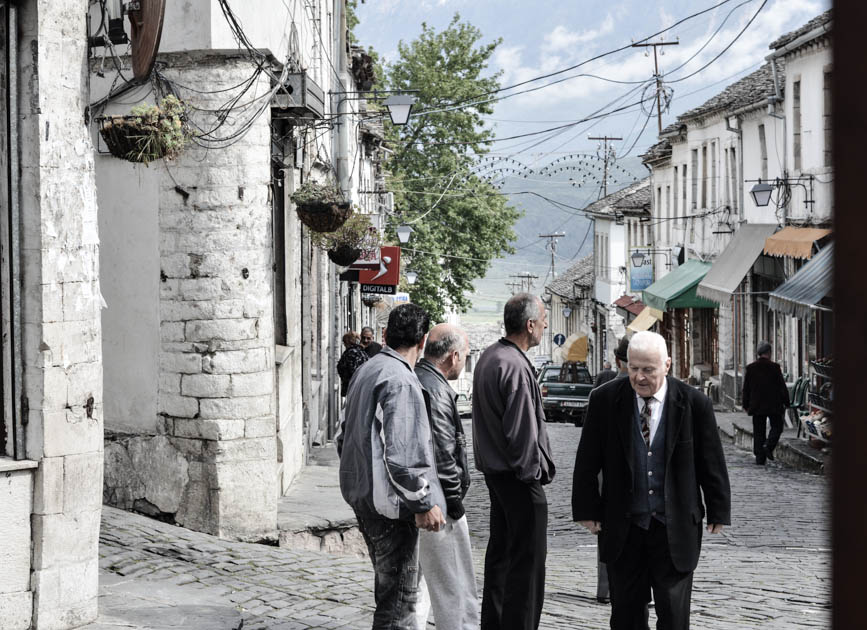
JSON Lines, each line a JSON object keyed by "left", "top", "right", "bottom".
{"left": 763, "top": 226, "right": 831, "bottom": 260}
{"left": 642, "top": 260, "right": 716, "bottom": 312}
{"left": 769, "top": 243, "right": 833, "bottom": 319}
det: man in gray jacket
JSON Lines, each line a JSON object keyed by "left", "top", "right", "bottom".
{"left": 415, "top": 323, "right": 478, "bottom": 629}
{"left": 338, "top": 304, "right": 446, "bottom": 629}
{"left": 473, "top": 293, "right": 556, "bottom": 630}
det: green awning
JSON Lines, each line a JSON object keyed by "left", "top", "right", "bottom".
{"left": 642, "top": 260, "right": 717, "bottom": 311}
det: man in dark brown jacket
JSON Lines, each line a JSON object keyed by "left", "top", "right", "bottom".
{"left": 472, "top": 293, "right": 556, "bottom": 630}
{"left": 742, "top": 341, "right": 790, "bottom": 465}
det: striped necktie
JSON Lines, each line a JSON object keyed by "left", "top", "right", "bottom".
{"left": 640, "top": 397, "right": 653, "bottom": 447}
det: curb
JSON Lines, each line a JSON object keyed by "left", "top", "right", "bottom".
{"left": 730, "top": 422, "right": 825, "bottom": 475}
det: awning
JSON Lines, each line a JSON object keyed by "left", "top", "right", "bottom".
{"left": 763, "top": 226, "right": 831, "bottom": 260}
{"left": 626, "top": 306, "right": 663, "bottom": 333}
{"left": 613, "top": 294, "right": 645, "bottom": 316}
{"left": 697, "top": 224, "right": 778, "bottom": 304}
{"left": 642, "top": 260, "right": 716, "bottom": 311}
{"left": 769, "top": 243, "right": 833, "bottom": 319}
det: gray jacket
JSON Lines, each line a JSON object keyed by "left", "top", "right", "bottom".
{"left": 472, "top": 339, "right": 556, "bottom": 484}
{"left": 337, "top": 347, "right": 446, "bottom": 520}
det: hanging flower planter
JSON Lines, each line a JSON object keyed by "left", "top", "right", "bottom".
{"left": 309, "top": 213, "right": 381, "bottom": 267}
{"left": 96, "top": 95, "right": 191, "bottom": 164}
{"left": 290, "top": 181, "right": 353, "bottom": 233}
{"left": 362, "top": 294, "right": 382, "bottom": 307}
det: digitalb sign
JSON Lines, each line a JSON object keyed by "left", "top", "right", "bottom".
{"left": 361, "top": 284, "right": 396, "bottom": 295}
{"left": 359, "top": 246, "right": 401, "bottom": 295}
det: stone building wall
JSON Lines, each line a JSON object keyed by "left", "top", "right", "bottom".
{"left": 101, "top": 55, "right": 278, "bottom": 541}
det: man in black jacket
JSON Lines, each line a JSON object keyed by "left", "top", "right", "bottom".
{"left": 415, "top": 323, "right": 478, "bottom": 629}
{"left": 742, "top": 341, "right": 790, "bottom": 465}
{"left": 572, "top": 331, "right": 730, "bottom": 630}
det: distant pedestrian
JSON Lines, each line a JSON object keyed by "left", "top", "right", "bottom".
{"left": 361, "top": 326, "right": 383, "bottom": 358}
{"left": 742, "top": 341, "right": 790, "bottom": 465}
{"left": 594, "top": 360, "right": 617, "bottom": 388}
{"left": 472, "top": 293, "right": 556, "bottom": 630}
{"left": 337, "top": 304, "right": 446, "bottom": 629}
{"left": 588, "top": 336, "right": 631, "bottom": 606}
{"left": 572, "top": 331, "right": 730, "bottom": 630}
{"left": 415, "top": 323, "right": 478, "bottom": 629}
{"left": 337, "top": 331, "right": 368, "bottom": 397}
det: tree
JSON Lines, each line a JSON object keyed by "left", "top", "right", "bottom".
{"left": 383, "top": 15, "right": 519, "bottom": 321}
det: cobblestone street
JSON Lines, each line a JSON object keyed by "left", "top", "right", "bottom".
{"left": 92, "top": 421, "right": 830, "bottom": 629}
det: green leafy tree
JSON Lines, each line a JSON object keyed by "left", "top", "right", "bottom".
{"left": 383, "top": 15, "right": 519, "bottom": 321}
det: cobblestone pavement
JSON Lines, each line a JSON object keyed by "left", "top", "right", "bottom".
{"left": 95, "top": 421, "right": 830, "bottom": 629}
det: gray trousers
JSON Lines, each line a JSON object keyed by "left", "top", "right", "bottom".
{"left": 416, "top": 514, "right": 480, "bottom": 630}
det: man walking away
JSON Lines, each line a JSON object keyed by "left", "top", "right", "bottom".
{"left": 573, "top": 331, "right": 730, "bottom": 630}
{"left": 361, "top": 326, "right": 383, "bottom": 358}
{"left": 415, "top": 324, "right": 479, "bottom": 629}
{"left": 473, "top": 293, "right": 556, "bottom": 630}
{"left": 595, "top": 360, "right": 617, "bottom": 388}
{"left": 742, "top": 341, "right": 790, "bottom": 465}
{"left": 337, "top": 304, "right": 446, "bottom": 629}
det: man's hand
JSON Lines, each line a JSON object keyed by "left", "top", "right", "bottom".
{"left": 707, "top": 523, "right": 725, "bottom": 534}
{"left": 415, "top": 506, "right": 446, "bottom": 532}
{"left": 578, "top": 520, "right": 602, "bottom": 535}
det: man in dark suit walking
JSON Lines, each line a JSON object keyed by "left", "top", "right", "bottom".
{"left": 742, "top": 341, "right": 790, "bottom": 465}
{"left": 572, "top": 331, "right": 731, "bottom": 630}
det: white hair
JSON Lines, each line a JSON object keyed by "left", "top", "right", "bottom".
{"left": 627, "top": 331, "right": 669, "bottom": 363}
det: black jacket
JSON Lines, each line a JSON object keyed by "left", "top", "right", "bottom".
{"left": 572, "top": 376, "right": 731, "bottom": 573}
{"left": 415, "top": 359, "right": 471, "bottom": 519}
{"left": 742, "top": 357, "right": 789, "bottom": 416}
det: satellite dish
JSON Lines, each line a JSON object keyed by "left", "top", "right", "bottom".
{"left": 128, "top": 0, "right": 166, "bottom": 81}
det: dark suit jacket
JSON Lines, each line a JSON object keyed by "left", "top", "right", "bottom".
{"left": 571, "top": 376, "right": 731, "bottom": 573}
{"left": 742, "top": 357, "right": 789, "bottom": 416}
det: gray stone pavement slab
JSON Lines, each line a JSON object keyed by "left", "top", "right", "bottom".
{"left": 88, "top": 417, "right": 830, "bottom": 629}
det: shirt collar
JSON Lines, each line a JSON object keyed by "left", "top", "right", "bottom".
{"left": 634, "top": 376, "right": 668, "bottom": 405}
{"left": 416, "top": 357, "right": 448, "bottom": 383}
{"left": 381, "top": 345, "right": 414, "bottom": 371}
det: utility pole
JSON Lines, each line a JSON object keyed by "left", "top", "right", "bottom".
{"left": 588, "top": 136, "right": 622, "bottom": 197}
{"left": 505, "top": 280, "right": 521, "bottom": 295}
{"left": 538, "top": 232, "right": 565, "bottom": 280}
{"left": 509, "top": 272, "right": 539, "bottom": 293}
{"left": 631, "top": 40, "right": 679, "bottom": 134}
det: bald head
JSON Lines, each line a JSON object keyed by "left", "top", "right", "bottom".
{"left": 424, "top": 323, "right": 469, "bottom": 380}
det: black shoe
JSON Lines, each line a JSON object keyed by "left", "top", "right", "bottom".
{"left": 765, "top": 448, "right": 775, "bottom": 461}
{"left": 596, "top": 596, "right": 610, "bottom": 604}
{"left": 756, "top": 456, "right": 766, "bottom": 465}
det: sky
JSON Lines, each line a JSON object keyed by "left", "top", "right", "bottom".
{"left": 353, "top": 0, "right": 831, "bottom": 309}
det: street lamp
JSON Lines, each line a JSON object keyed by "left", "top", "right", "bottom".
{"left": 562, "top": 306, "right": 572, "bottom": 319}
{"left": 406, "top": 270, "right": 419, "bottom": 285}
{"left": 747, "top": 176, "right": 814, "bottom": 209}
{"left": 382, "top": 94, "right": 417, "bottom": 126}
{"left": 631, "top": 249, "right": 672, "bottom": 269}
{"left": 396, "top": 224, "right": 413, "bottom": 244}
{"left": 749, "top": 180, "right": 775, "bottom": 207}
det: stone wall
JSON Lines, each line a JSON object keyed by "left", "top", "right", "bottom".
{"left": 101, "top": 54, "right": 278, "bottom": 541}
{"left": 17, "top": 1, "right": 104, "bottom": 627}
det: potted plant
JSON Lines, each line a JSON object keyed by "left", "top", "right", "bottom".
{"left": 309, "top": 213, "right": 381, "bottom": 266}
{"left": 96, "top": 95, "right": 191, "bottom": 164}
{"left": 290, "top": 180, "right": 353, "bottom": 233}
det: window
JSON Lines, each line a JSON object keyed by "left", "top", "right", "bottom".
{"left": 824, "top": 69, "right": 832, "bottom": 167}
{"left": 793, "top": 79, "right": 802, "bottom": 171}
{"left": 711, "top": 142, "right": 717, "bottom": 208}
{"left": 665, "top": 185, "right": 671, "bottom": 244}
{"left": 690, "top": 150, "right": 698, "bottom": 210}
{"left": 673, "top": 166, "right": 679, "bottom": 219}
{"left": 758, "top": 124, "right": 768, "bottom": 180}
{"left": 729, "top": 147, "right": 738, "bottom": 213}
{"left": 701, "top": 145, "right": 708, "bottom": 209}
{"left": 682, "top": 164, "right": 687, "bottom": 214}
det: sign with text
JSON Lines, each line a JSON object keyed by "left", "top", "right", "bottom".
{"left": 359, "top": 246, "right": 401, "bottom": 286}
{"left": 629, "top": 248, "right": 654, "bottom": 292}
{"left": 361, "top": 284, "right": 396, "bottom": 295}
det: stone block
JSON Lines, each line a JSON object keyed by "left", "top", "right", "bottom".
{"left": 31, "top": 509, "right": 101, "bottom": 570}
{"left": 41, "top": 408, "right": 102, "bottom": 458}
{"left": 33, "top": 456, "right": 64, "bottom": 515}
{"left": 42, "top": 282, "right": 64, "bottom": 323}
{"left": 61, "top": 319, "right": 101, "bottom": 366}
{"left": 65, "top": 360, "right": 102, "bottom": 410}
{"left": 0, "top": 470, "right": 34, "bottom": 593}
{"left": 175, "top": 479, "right": 217, "bottom": 535}
{"left": 103, "top": 440, "right": 145, "bottom": 509}
{"left": 160, "top": 351, "right": 202, "bottom": 374}
{"left": 199, "top": 395, "right": 273, "bottom": 420}
{"left": 0, "top": 591, "right": 33, "bottom": 630}
{"left": 320, "top": 531, "right": 344, "bottom": 554}
{"left": 202, "top": 347, "right": 270, "bottom": 374}
{"left": 31, "top": 558, "right": 98, "bottom": 630}
{"left": 341, "top": 527, "right": 368, "bottom": 557}
{"left": 245, "top": 416, "right": 276, "bottom": 438}
{"left": 181, "top": 373, "right": 231, "bottom": 398}
{"left": 63, "top": 452, "right": 103, "bottom": 513}
{"left": 178, "top": 277, "right": 224, "bottom": 301}
{"left": 160, "top": 299, "right": 246, "bottom": 323}
{"left": 205, "top": 436, "right": 276, "bottom": 463}
{"left": 214, "top": 458, "right": 278, "bottom": 541}
{"left": 185, "top": 318, "right": 258, "bottom": 343}
{"left": 62, "top": 280, "right": 100, "bottom": 322}
{"left": 174, "top": 418, "right": 245, "bottom": 441}
{"left": 159, "top": 372, "right": 182, "bottom": 394}
{"left": 231, "top": 371, "right": 274, "bottom": 397}
{"left": 157, "top": 393, "right": 199, "bottom": 418}
{"left": 160, "top": 321, "right": 186, "bottom": 343}
{"left": 128, "top": 435, "right": 190, "bottom": 514}
{"left": 160, "top": 278, "right": 179, "bottom": 300}
{"left": 278, "top": 530, "right": 322, "bottom": 552}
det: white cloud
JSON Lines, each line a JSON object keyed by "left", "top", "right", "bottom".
{"left": 542, "top": 14, "right": 616, "bottom": 53}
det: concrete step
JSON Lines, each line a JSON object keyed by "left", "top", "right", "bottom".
{"left": 730, "top": 422, "right": 828, "bottom": 474}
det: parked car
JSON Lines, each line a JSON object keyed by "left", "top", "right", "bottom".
{"left": 456, "top": 392, "right": 472, "bottom": 418}
{"left": 538, "top": 361, "right": 594, "bottom": 426}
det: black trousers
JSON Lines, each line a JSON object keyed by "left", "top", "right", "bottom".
{"left": 607, "top": 521, "right": 693, "bottom": 630}
{"left": 481, "top": 473, "right": 548, "bottom": 630}
{"left": 752, "top": 413, "right": 784, "bottom": 461}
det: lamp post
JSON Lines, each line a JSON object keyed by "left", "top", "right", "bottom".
{"left": 747, "top": 176, "right": 815, "bottom": 208}
{"left": 562, "top": 306, "right": 572, "bottom": 319}
{"left": 396, "top": 224, "right": 413, "bottom": 244}
{"left": 406, "top": 270, "right": 419, "bottom": 285}
{"left": 631, "top": 249, "right": 672, "bottom": 269}
{"left": 330, "top": 90, "right": 419, "bottom": 127}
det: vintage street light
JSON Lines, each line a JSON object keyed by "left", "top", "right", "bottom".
{"left": 382, "top": 94, "right": 417, "bottom": 125}
{"left": 631, "top": 249, "right": 672, "bottom": 269}
{"left": 631, "top": 251, "right": 646, "bottom": 267}
{"left": 749, "top": 180, "right": 775, "bottom": 207}
{"left": 406, "top": 270, "right": 419, "bottom": 285}
{"left": 562, "top": 306, "right": 573, "bottom": 319}
{"left": 396, "top": 224, "right": 414, "bottom": 244}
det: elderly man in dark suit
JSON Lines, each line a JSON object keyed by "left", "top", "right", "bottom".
{"left": 572, "top": 331, "right": 731, "bottom": 630}
{"left": 742, "top": 341, "right": 790, "bottom": 465}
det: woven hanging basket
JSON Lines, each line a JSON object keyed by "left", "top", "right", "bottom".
{"left": 327, "top": 244, "right": 362, "bottom": 266}
{"left": 362, "top": 294, "right": 382, "bottom": 307}
{"left": 296, "top": 202, "right": 353, "bottom": 233}
{"left": 97, "top": 115, "right": 187, "bottom": 164}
